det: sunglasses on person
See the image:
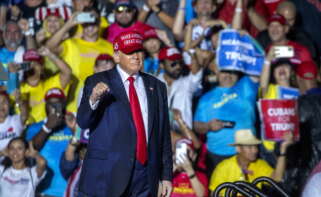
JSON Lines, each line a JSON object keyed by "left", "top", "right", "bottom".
{"left": 169, "top": 61, "right": 183, "bottom": 68}
{"left": 115, "top": 5, "right": 134, "bottom": 14}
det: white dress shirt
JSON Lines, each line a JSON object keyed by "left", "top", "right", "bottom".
{"left": 90, "top": 65, "right": 149, "bottom": 142}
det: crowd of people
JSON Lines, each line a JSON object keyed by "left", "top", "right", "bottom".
{"left": 0, "top": 0, "right": 320, "bottom": 196}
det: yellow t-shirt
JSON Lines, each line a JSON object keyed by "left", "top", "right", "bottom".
{"left": 20, "top": 74, "right": 70, "bottom": 123}
{"left": 209, "top": 156, "right": 273, "bottom": 193}
{"left": 262, "top": 84, "right": 279, "bottom": 99}
{"left": 60, "top": 37, "right": 113, "bottom": 113}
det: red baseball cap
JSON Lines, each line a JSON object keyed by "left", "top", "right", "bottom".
{"left": 268, "top": 14, "right": 286, "bottom": 26}
{"left": 96, "top": 53, "right": 113, "bottom": 61}
{"left": 45, "top": 88, "right": 66, "bottom": 101}
{"left": 295, "top": 61, "right": 318, "bottom": 80}
{"left": 159, "top": 47, "right": 182, "bottom": 61}
{"left": 95, "top": 54, "right": 114, "bottom": 66}
{"left": 23, "top": 49, "right": 43, "bottom": 63}
{"left": 143, "top": 27, "right": 158, "bottom": 40}
{"left": 113, "top": 31, "right": 144, "bottom": 54}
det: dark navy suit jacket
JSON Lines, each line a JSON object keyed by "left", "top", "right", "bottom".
{"left": 76, "top": 68, "right": 173, "bottom": 197}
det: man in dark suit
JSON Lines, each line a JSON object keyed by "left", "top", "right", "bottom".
{"left": 76, "top": 31, "right": 173, "bottom": 197}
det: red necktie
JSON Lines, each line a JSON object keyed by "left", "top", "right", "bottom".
{"left": 128, "top": 76, "right": 147, "bottom": 164}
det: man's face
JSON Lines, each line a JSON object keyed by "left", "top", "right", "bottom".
{"left": 237, "top": 145, "right": 259, "bottom": 162}
{"left": 268, "top": 22, "right": 288, "bottom": 43}
{"left": 114, "top": 5, "right": 136, "bottom": 27}
{"left": 143, "top": 38, "right": 161, "bottom": 55}
{"left": 218, "top": 71, "right": 238, "bottom": 87}
{"left": 195, "top": 0, "right": 215, "bottom": 17}
{"left": 3, "top": 23, "right": 22, "bottom": 51}
{"left": 163, "top": 59, "right": 183, "bottom": 79}
{"left": 46, "top": 16, "right": 62, "bottom": 34}
{"left": 72, "top": 0, "right": 93, "bottom": 11}
{"left": 114, "top": 51, "right": 144, "bottom": 75}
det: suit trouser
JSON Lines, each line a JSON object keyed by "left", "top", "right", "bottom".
{"left": 121, "top": 160, "right": 150, "bottom": 197}
{"left": 78, "top": 160, "right": 150, "bottom": 197}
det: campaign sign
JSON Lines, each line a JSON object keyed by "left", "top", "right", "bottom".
{"left": 216, "top": 29, "right": 265, "bottom": 76}
{"left": 76, "top": 128, "right": 90, "bottom": 144}
{"left": 278, "top": 86, "right": 300, "bottom": 99}
{"left": 258, "top": 99, "right": 300, "bottom": 141}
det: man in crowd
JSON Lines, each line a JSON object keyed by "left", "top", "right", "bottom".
{"left": 209, "top": 129, "right": 294, "bottom": 194}
{"left": 256, "top": 0, "right": 317, "bottom": 60}
{"left": 104, "top": 0, "right": 155, "bottom": 42}
{"left": 194, "top": 69, "right": 259, "bottom": 177}
{"left": 0, "top": 21, "right": 24, "bottom": 94}
{"left": 295, "top": 61, "right": 321, "bottom": 95}
{"left": 26, "top": 88, "right": 74, "bottom": 197}
{"left": 266, "top": 13, "right": 313, "bottom": 63}
{"left": 158, "top": 47, "right": 203, "bottom": 129}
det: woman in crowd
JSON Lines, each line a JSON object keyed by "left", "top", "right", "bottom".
{"left": 0, "top": 137, "right": 46, "bottom": 197}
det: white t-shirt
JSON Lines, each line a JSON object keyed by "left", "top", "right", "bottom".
{"left": 0, "top": 166, "right": 45, "bottom": 197}
{"left": 158, "top": 69, "right": 203, "bottom": 128}
{"left": 302, "top": 172, "right": 321, "bottom": 197}
{"left": 192, "top": 25, "right": 212, "bottom": 51}
{"left": 0, "top": 115, "right": 24, "bottom": 151}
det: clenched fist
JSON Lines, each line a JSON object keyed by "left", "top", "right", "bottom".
{"left": 90, "top": 82, "right": 110, "bottom": 104}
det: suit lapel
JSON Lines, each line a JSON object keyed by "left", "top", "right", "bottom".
{"left": 141, "top": 72, "right": 155, "bottom": 142}
{"left": 107, "top": 68, "right": 132, "bottom": 119}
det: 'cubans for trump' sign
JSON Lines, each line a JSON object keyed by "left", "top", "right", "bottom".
{"left": 258, "top": 99, "right": 300, "bottom": 141}
{"left": 216, "top": 29, "right": 265, "bottom": 76}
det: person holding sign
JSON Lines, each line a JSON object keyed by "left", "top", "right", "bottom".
{"left": 194, "top": 68, "right": 260, "bottom": 176}
{"left": 260, "top": 56, "right": 298, "bottom": 99}
{"left": 209, "top": 129, "right": 294, "bottom": 195}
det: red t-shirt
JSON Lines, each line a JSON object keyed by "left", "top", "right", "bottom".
{"left": 105, "top": 21, "right": 155, "bottom": 42}
{"left": 266, "top": 41, "right": 313, "bottom": 63}
{"left": 218, "top": 1, "right": 251, "bottom": 30}
{"left": 171, "top": 171, "right": 208, "bottom": 197}
{"left": 260, "top": 0, "right": 285, "bottom": 17}
{"left": 217, "top": 0, "right": 262, "bottom": 36}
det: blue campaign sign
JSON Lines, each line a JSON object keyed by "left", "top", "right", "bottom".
{"left": 216, "top": 29, "right": 265, "bottom": 76}
{"left": 278, "top": 86, "right": 300, "bottom": 99}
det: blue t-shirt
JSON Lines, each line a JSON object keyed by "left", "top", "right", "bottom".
{"left": 144, "top": 57, "right": 160, "bottom": 75}
{"left": 185, "top": 0, "right": 196, "bottom": 24}
{"left": 194, "top": 76, "right": 259, "bottom": 156}
{"left": 0, "top": 48, "right": 19, "bottom": 94}
{"left": 25, "top": 121, "right": 73, "bottom": 197}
